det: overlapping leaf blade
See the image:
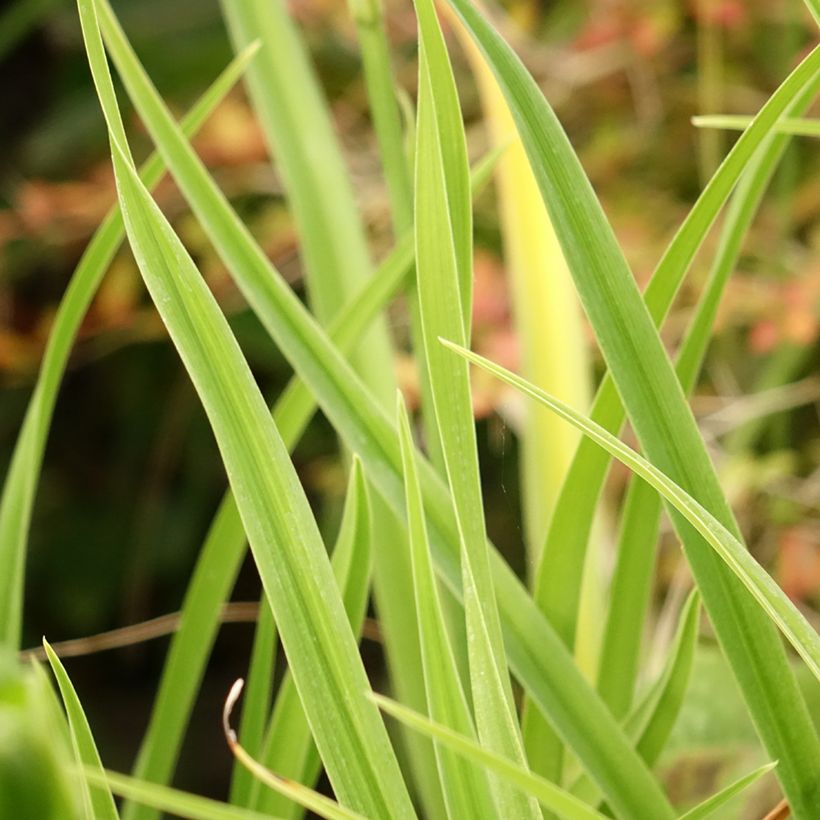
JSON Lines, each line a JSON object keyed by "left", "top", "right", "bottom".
{"left": 678, "top": 763, "right": 778, "bottom": 820}
{"left": 120, "top": 147, "right": 495, "bottom": 809}
{"left": 250, "top": 458, "right": 373, "bottom": 818}
{"left": 214, "top": 3, "right": 439, "bottom": 811}
{"left": 397, "top": 396, "right": 494, "bottom": 819}
{"left": 412, "top": 1, "right": 537, "bottom": 815}
{"left": 43, "top": 641, "right": 119, "bottom": 820}
{"left": 597, "top": 76, "right": 819, "bottom": 718}
{"left": 76, "top": 1, "right": 415, "bottom": 815}
{"left": 443, "top": 1, "right": 820, "bottom": 810}
{"left": 569, "top": 590, "right": 701, "bottom": 805}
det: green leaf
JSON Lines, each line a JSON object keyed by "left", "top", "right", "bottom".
{"left": 85, "top": 768, "right": 285, "bottom": 820}
{"left": 43, "top": 642, "right": 118, "bottom": 820}
{"left": 346, "top": 0, "right": 413, "bottom": 233}
{"left": 372, "top": 694, "right": 607, "bottom": 820}
{"left": 445, "top": 341, "right": 820, "bottom": 683}
{"left": 454, "top": 13, "right": 591, "bottom": 562}
{"left": 570, "top": 591, "right": 701, "bottom": 807}
{"left": 229, "top": 603, "right": 277, "bottom": 807}
{"left": 0, "top": 656, "right": 78, "bottom": 819}
{"left": 693, "top": 114, "right": 820, "bottom": 137}
{"left": 631, "top": 590, "right": 701, "bottom": 766}
{"left": 107, "top": 138, "right": 413, "bottom": 818}
{"left": 597, "top": 75, "right": 819, "bottom": 719}
{"left": 412, "top": 3, "right": 537, "bottom": 815}
{"left": 678, "top": 762, "right": 778, "bottom": 820}
{"left": 397, "top": 395, "right": 495, "bottom": 819}
{"left": 251, "top": 458, "right": 374, "bottom": 818}
{"left": 412, "top": 0, "right": 472, "bottom": 327}
{"left": 443, "top": 0, "right": 820, "bottom": 808}
{"left": 531, "top": 42, "right": 820, "bottom": 674}
{"left": 0, "top": 40, "right": 259, "bottom": 651}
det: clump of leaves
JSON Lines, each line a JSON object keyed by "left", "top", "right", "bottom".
{"left": 2, "top": 0, "right": 818, "bottom": 817}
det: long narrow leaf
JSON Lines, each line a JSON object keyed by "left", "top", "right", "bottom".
{"left": 678, "top": 762, "right": 778, "bottom": 820}
{"left": 122, "top": 149, "right": 496, "bottom": 812}
{"left": 631, "top": 590, "right": 701, "bottom": 766}
{"left": 397, "top": 395, "right": 494, "bottom": 819}
{"left": 413, "top": 3, "right": 538, "bottom": 815}
{"left": 346, "top": 0, "right": 413, "bottom": 232}
{"left": 43, "top": 641, "right": 119, "bottom": 820}
{"left": 570, "top": 590, "right": 701, "bottom": 806}
{"left": 693, "top": 114, "right": 820, "bottom": 137}
{"left": 251, "top": 458, "right": 373, "bottom": 818}
{"left": 454, "top": 13, "right": 591, "bottom": 562}
{"left": 0, "top": 42, "right": 259, "bottom": 651}
{"left": 530, "top": 41, "right": 820, "bottom": 669}
{"left": 214, "top": 5, "right": 439, "bottom": 812}
{"left": 85, "top": 768, "right": 285, "bottom": 820}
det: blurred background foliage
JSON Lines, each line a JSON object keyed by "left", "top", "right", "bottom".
{"left": 1, "top": 0, "right": 818, "bottom": 814}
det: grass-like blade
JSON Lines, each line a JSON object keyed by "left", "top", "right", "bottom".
{"left": 76, "top": 0, "right": 415, "bottom": 814}
{"left": 446, "top": 342, "right": 820, "bottom": 682}
{"left": 397, "top": 395, "right": 495, "bottom": 819}
{"left": 569, "top": 590, "right": 701, "bottom": 806}
{"left": 228, "top": 602, "right": 277, "bottom": 807}
{"left": 443, "top": 0, "right": 820, "bottom": 808}
{"left": 693, "top": 114, "right": 820, "bottom": 137}
{"left": 43, "top": 641, "right": 119, "bottom": 820}
{"left": 454, "top": 12, "right": 591, "bottom": 562}
{"left": 251, "top": 458, "right": 373, "bottom": 818}
{"left": 0, "top": 41, "right": 259, "bottom": 651}
{"left": 346, "top": 0, "right": 413, "bottom": 232}
{"left": 630, "top": 590, "right": 701, "bottom": 766}
{"left": 413, "top": 2, "right": 537, "bottom": 815}
{"left": 105, "top": 136, "right": 413, "bottom": 815}
{"left": 72, "top": 0, "right": 676, "bottom": 810}
{"left": 597, "top": 77, "right": 818, "bottom": 718}
{"left": 85, "top": 768, "right": 285, "bottom": 820}
{"left": 412, "top": 0, "right": 472, "bottom": 327}
{"left": 678, "top": 762, "right": 778, "bottom": 820}
{"left": 372, "top": 694, "right": 607, "bottom": 820}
